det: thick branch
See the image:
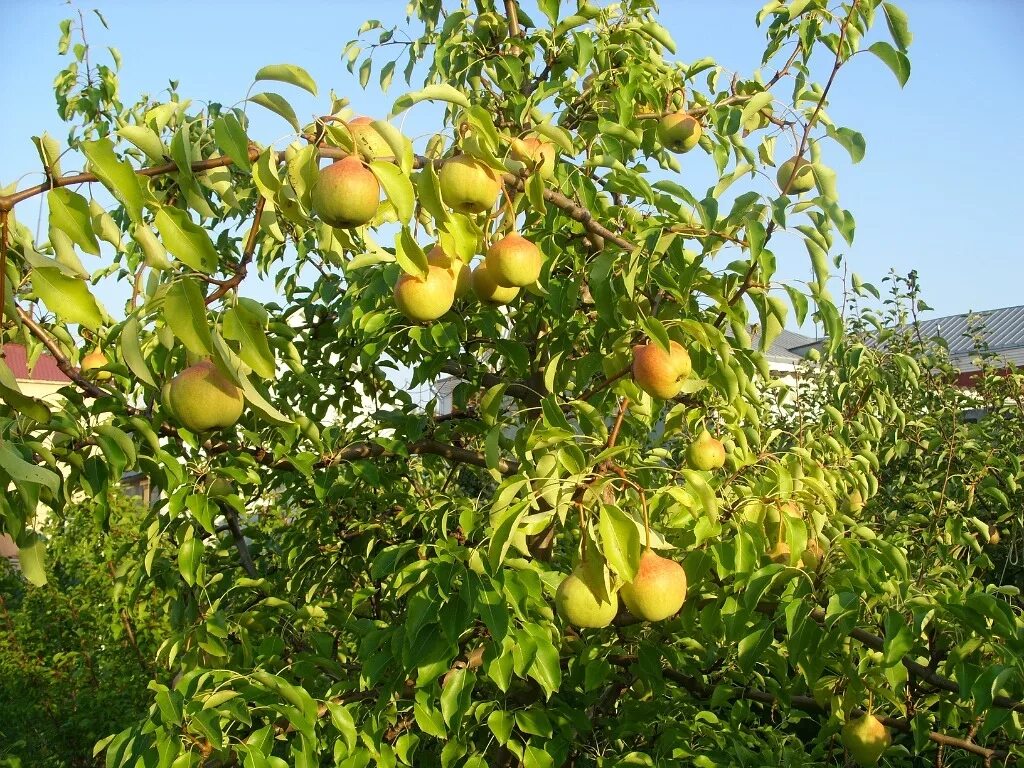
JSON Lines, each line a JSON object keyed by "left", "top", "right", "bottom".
{"left": 223, "top": 506, "right": 258, "bottom": 578}
{"left": 15, "top": 306, "right": 115, "bottom": 399}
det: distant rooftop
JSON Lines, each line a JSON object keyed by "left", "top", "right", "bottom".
{"left": 913, "top": 305, "right": 1024, "bottom": 356}
{"left": 2, "top": 343, "right": 71, "bottom": 383}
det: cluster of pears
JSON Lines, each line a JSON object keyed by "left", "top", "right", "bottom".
{"left": 162, "top": 358, "right": 245, "bottom": 433}
{"left": 555, "top": 547, "right": 687, "bottom": 629}
{"left": 841, "top": 712, "right": 890, "bottom": 766}
{"left": 762, "top": 500, "right": 827, "bottom": 568}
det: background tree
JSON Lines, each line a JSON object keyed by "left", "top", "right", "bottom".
{"left": 1, "top": 1, "right": 1021, "bottom": 766}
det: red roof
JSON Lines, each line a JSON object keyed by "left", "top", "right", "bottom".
{"left": 2, "top": 343, "right": 71, "bottom": 383}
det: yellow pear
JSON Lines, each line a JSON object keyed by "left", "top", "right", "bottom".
{"left": 510, "top": 136, "right": 557, "bottom": 179}
{"left": 686, "top": 430, "right": 726, "bottom": 471}
{"left": 81, "top": 350, "right": 111, "bottom": 381}
{"left": 764, "top": 501, "right": 802, "bottom": 543}
{"left": 841, "top": 713, "right": 890, "bottom": 766}
{"left": 471, "top": 263, "right": 519, "bottom": 305}
{"left": 620, "top": 550, "right": 687, "bottom": 622}
{"left": 311, "top": 155, "right": 380, "bottom": 228}
{"left": 393, "top": 265, "right": 456, "bottom": 322}
{"left": 631, "top": 340, "right": 692, "bottom": 399}
{"left": 439, "top": 155, "right": 503, "bottom": 215}
{"left": 426, "top": 245, "right": 471, "bottom": 299}
{"left": 657, "top": 112, "right": 702, "bottom": 153}
{"left": 776, "top": 156, "right": 816, "bottom": 194}
{"left": 767, "top": 541, "right": 791, "bottom": 565}
{"left": 486, "top": 233, "right": 542, "bottom": 288}
{"left": 555, "top": 566, "right": 618, "bottom": 628}
{"left": 168, "top": 359, "right": 244, "bottom": 432}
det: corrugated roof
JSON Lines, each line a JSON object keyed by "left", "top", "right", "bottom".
{"left": 914, "top": 305, "right": 1024, "bottom": 355}
{"left": 749, "top": 328, "right": 819, "bottom": 364}
{"left": 2, "top": 343, "right": 71, "bottom": 383}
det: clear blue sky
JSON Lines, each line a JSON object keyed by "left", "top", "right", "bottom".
{"left": 2, "top": 1, "right": 1022, "bottom": 327}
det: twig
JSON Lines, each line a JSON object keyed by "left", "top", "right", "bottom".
{"left": 205, "top": 196, "right": 266, "bottom": 305}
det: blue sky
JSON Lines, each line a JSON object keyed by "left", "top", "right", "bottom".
{"left": 2, "top": 1, "right": 1023, "bottom": 329}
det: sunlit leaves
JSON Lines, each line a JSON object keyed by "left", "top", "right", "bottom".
{"left": 868, "top": 41, "right": 911, "bottom": 87}
{"left": 31, "top": 266, "right": 104, "bottom": 329}
{"left": 47, "top": 189, "right": 100, "bottom": 255}
{"left": 153, "top": 206, "right": 219, "bottom": 273}
{"left": 253, "top": 63, "right": 318, "bottom": 96}
{"left": 249, "top": 92, "right": 301, "bottom": 132}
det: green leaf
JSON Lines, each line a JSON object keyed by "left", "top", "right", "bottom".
{"left": 47, "top": 189, "right": 100, "bottom": 256}
{"left": 599, "top": 503, "right": 641, "bottom": 582}
{"left": 881, "top": 3, "right": 913, "bottom": 51}
{"left": 119, "top": 315, "right": 157, "bottom": 388}
{"left": 213, "top": 334, "right": 290, "bottom": 426}
{"left": 371, "top": 161, "right": 414, "bottom": 223}
{"left": 395, "top": 227, "right": 428, "bottom": 278}
{"left": 739, "top": 92, "right": 774, "bottom": 129}
{"left": 213, "top": 114, "right": 252, "bottom": 171}
{"left": 32, "top": 132, "right": 62, "bottom": 176}
{"left": 868, "top": 42, "right": 911, "bottom": 87}
{"left": 31, "top": 267, "right": 104, "bottom": 329}
{"left": 0, "top": 442, "right": 60, "bottom": 493}
{"left": 531, "top": 121, "right": 574, "bottom": 155}
{"left": 391, "top": 84, "right": 471, "bottom": 116}
{"left": 223, "top": 300, "right": 276, "bottom": 379}
{"left": 254, "top": 63, "right": 318, "bottom": 96}
{"left": 153, "top": 206, "right": 219, "bottom": 273}
{"left": 177, "top": 535, "right": 201, "bottom": 586}
{"left": 18, "top": 535, "right": 47, "bottom": 587}
{"left": 164, "top": 277, "right": 213, "bottom": 356}
{"left": 249, "top": 92, "right": 300, "bottom": 132}
{"left": 0, "top": 362, "right": 52, "bottom": 423}
{"left": 440, "top": 667, "right": 475, "bottom": 728}
{"left": 371, "top": 120, "right": 414, "bottom": 174}
{"left": 81, "top": 138, "right": 146, "bottom": 223}
{"left": 826, "top": 126, "right": 866, "bottom": 164}
{"left": 117, "top": 124, "right": 167, "bottom": 162}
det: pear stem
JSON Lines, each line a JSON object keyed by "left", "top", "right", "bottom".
{"left": 0, "top": 210, "right": 8, "bottom": 335}
{"left": 577, "top": 502, "right": 587, "bottom": 561}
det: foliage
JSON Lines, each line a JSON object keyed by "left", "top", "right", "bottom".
{"left": 1, "top": 1, "right": 1021, "bottom": 766}
{"left": 0, "top": 493, "right": 164, "bottom": 768}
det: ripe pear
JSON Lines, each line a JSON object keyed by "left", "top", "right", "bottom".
{"left": 843, "top": 489, "right": 865, "bottom": 515}
{"left": 776, "top": 156, "right": 816, "bottom": 194}
{"left": 764, "top": 501, "right": 802, "bottom": 543}
{"left": 311, "top": 155, "right": 380, "bottom": 228}
{"left": 393, "top": 265, "right": 456, "bottom": 322}
{"left": 620, "top": 550, "right": 687, "bottom": 622}
{"left": 426, "top": 245, "right": 471, "bottom": 299}
{"left": 486, "top": 233, "right": 543, "bottom": 287}
{"left": 686, "top": 430, "right": 726, "bottom": 471}
{"left": 510, "top": 136, "right": 557, "bottom": 179}
{"left": 438, "top": 155, "right": 503, "bottom": 214}
{"left": 168, "top": 359, "right": 244, "bottom": 432}
{"left": 81, "top": 350, "right": 111, "bottom": 381}
{"left": 472, "top": 263, "right": 519, "bottom": 305}
{"left": 657, "top": 112, "right": 702, "bottom": 153}
{"left": 161, "top": 381, "right": 177, "bottom": 419}
{"left": 631, "top": 340, "right": 692, "bottom": 399}
{"left": 841, "top": 713, "right": 890, "bottom": 766}
{"left": 555, "top": 566, "right": 618, "bottom": 628}
{"left": 801, "top": 537, "right": 826, "bottom": 569}
{"left": 348, "top": 116, "right": 391, "bottom": 160}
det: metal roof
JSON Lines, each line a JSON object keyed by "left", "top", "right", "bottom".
{"left": 749, "top": 328, "right": 819, "bottom": 364}
{"left": 2, "top": 343, "right": 71, "bottom": 383}
{"left": 914, "top": 304, "right": 1024, "bottom": 355}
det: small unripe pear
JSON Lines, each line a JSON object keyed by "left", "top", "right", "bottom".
{"left": 555, "top": 566, "right": 618, "bottom": 628}
{"left": 439, "top": 155, "right": 503, "bottom": 215}
{"left": 426, "top": 245, "right": 471, "bottom": 299}
{"left": 472, "top": 263, "right": 519, "bottom": 305}
{"left": 348, "top": 116, "right": 391, "bottom": 160}
{"left": 168, "top": 359, "right": 244, "bottom": 432}
{"left": 620, "top": 550, "right": 687, "bottom": 622}
{"left": 393, "top": 265, "right": 456, "bottom": 322}
{"left": 988, "top": 525, "right": 1001, "bottom": 545}
{"left": 510, "top": 136, "right": 557, "bottom": 179}
{"left": 81, "top": 350, "right": 111, "bottom": 381}
{"left": 801, "top": 538, "right": 826, "bottom": 569}
{"left": 776, "top": 156, "right": 816, "bottom": 194}
{"left": 767, "top": 541, "right": 791, "bottom": 565}
{"left": 311, "top": 156, "right": 380, "bottom": 228}
{"left": 841, "top": 713, "right": 890, "bottom": 766}
{"left": 632, "top": 341, "right": 692, "bottom": 399}
{"left": 207, "top": 477, "right": 233, "bottom": 497}
{"left": 486, "top": 233, "right": 543, "bottom": 288}
{"left": 764, "top": 501, "right": 802, "bottom": 543}
{"left": 686, "top": 430, "right": 726, "bottom": 471}
{"left": 657, "top": 112, "right": 702, "bottom": 153}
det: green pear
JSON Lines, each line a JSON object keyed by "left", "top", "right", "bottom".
{"left": 686, "top": 430, "right": 726, "bottom": 471}
{"left": 348, "top": 116, "right": 391, "bottom": 160}
{"left": 764, "top": 501, "right": 802, "bottom": 542}
{"left": 426, "top": 245, "right": 471, "bottom": 299}
{"left": 776, "top": 156, "right": 816, "bottom": 194}
{"left": 471, "top": 263, "right": 519, "bottom": 305}
{"left": 632, "top": 340, "right": 692, "bottom": 399}
{"left": 486, "top": 233, "right": 542, "bottom": 287}
{"left": 311, "top": 155, "right": 380, "bottom": 228}
{"left": 438, "top": 155, "right": 503, "bottom": 214}
{"left": 168, "top": 359, "right": 244, "bottom": 432}
{"left": 555, "top": 566, "right": 618, "bottom": 628}
{"left": 657, "top": 112, "right": 702, "bottom": 153}
{"left": 620, "top": 550, "right": 687, "bottom": 622}
{"left": 393, "top": 265, "right": 456, "bottom": 322}
{"left": 207, "top": 477, "right": 234, "bottom": 497}
{"left": 841, "top": 713, "right": 890, "bottom": 766}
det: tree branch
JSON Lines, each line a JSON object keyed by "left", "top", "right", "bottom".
{"left": 205, "top": 195, "right": 265, "bottom": 305}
